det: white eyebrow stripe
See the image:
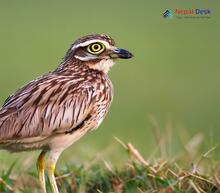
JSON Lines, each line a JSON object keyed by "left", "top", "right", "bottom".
{"left": 71, "top": 39, "right": 111, "bottom": 50}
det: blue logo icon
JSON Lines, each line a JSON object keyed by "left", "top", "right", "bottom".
{"left": 163, "top": 10, "right": 172, "bottom": 18}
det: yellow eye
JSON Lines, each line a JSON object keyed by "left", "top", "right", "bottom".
{"left": 87, "top": 42, "right": 105, "bottom": 54}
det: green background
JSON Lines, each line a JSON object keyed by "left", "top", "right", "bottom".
{"left": 0, "top": 1, "right": 219, "bottom": 170}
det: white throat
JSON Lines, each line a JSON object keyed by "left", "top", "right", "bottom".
{"left": 90, "top": 59, "right": 115, "bottom": 73}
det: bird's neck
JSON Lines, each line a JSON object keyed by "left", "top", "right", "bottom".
{"left": 87, "top": 59, "right": 115, "bottom": 73}
{"left": 55, "top": 58, "right": 114, "bottom": 74}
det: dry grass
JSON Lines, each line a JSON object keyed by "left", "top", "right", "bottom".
{"left": 1, "top": 119, "right": 220, "bottom": 193}
{"left": 1, "top": 140, "right": 220, "bottom": 193}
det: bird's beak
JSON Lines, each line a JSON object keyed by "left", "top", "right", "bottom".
{"left": 110, "top": 48, "right": 133, "bottom": 59}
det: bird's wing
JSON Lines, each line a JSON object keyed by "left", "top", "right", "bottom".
{"left": 0, "top": 73, "right": 96, "bottom": 140}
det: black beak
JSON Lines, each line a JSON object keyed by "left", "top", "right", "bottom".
{"left": 111, "top": 48, "right": 133, "bottom": 59}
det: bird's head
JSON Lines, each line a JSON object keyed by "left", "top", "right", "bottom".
{"left": 63, "top": 34, "right": 133, "bottom": 73}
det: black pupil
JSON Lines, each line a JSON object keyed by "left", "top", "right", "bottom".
{"left": 94, "top": 44, "right": 99, "bottom": 50}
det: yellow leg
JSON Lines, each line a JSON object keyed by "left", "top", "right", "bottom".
{"left": 36, "top": 150, "right": 47, "bottom": 193}
{"left": 47, "top": 151, "right": 61, "bottom": 193}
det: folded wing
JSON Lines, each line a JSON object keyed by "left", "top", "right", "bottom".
{"left": 0, "top": 73, "right": 96, "bottom": 140}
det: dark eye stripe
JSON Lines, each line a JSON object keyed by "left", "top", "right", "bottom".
{"left": 87, "top": 43, "right": 105, "bottom": 55}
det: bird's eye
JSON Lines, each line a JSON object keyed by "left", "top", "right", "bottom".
{"left": 87, "top": 43, "right": 105, "bottom": 55}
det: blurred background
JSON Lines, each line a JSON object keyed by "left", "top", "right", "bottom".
{"left": 0, "top": 0, "right": 219, "bottom": 171}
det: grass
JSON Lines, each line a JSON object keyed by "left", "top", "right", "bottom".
{"left": 1, "top": 135, "right": 220, "bottom": 193}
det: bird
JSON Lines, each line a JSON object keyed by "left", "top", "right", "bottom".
{"left": 0, "top": 34, "right": 133, "bottom": 193}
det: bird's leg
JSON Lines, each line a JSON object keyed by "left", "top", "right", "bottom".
{"left": 37, "top": 150, "right": 47, "bottom": 193}
{"left": 47, "top": 150, "right": 62, "bottom": 193}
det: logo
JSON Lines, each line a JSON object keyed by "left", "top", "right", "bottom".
{"left": 163, "top": 8, "right": 211, "bottom": 19}
{"left": 163, "top": 10, "right": 173, "bottom": 18}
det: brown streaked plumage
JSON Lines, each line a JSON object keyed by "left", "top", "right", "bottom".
{"left": 0, "top": 34, "right": 133, "bottom": 193}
